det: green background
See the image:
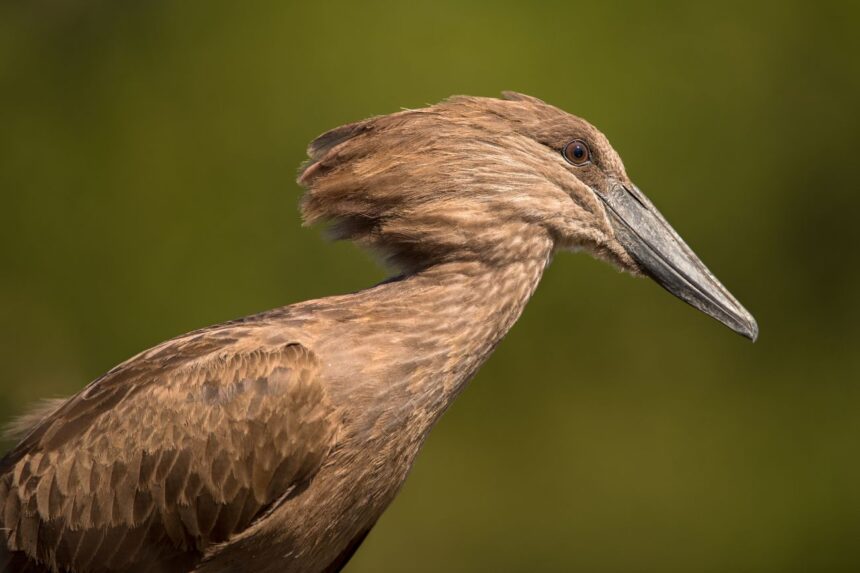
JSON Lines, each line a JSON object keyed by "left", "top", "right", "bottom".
{"left": 1, "top": 1, "right": 858, "bottom": 571}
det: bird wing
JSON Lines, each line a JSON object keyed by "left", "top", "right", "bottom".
{"left": 0, "top": 336, "right": 339, "bottom": 572}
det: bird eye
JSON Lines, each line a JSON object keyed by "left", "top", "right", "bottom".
{"left": 563, "top": 140, "right": 591, "bottom": 165}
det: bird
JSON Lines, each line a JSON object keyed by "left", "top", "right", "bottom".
{"left": 0, "top": 92, "right": 757, "bottom": 573}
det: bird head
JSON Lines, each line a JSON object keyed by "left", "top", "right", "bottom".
{"left": 298, "top": 92, "right": 757, "bottom": 340}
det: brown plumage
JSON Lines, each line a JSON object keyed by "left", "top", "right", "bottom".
{"left": 0, "top": 93, "right": 756, "bottom": 572}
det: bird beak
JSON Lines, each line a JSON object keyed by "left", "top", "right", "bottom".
{"left": 597, "top": 183, "right": 758, "bottom": 341}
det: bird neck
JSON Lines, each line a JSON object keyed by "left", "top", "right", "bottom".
{"left": 319, "top": 234, "right": 554, "bottom": 433}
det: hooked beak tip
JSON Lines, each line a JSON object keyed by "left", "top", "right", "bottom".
{"left": 740, "top": 314, "right": 759, "bottom": 343}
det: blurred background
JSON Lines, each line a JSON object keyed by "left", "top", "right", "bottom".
{"left": 1, "top": 1, "right": 858, "bottom": 571}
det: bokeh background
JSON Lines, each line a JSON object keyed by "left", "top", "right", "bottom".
{"left": 1, "top": 1, "right": 858, "bottom": 571}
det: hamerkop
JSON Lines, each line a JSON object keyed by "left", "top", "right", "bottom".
{"left": 0, "top": 93, "right": 757, "bottom": 572}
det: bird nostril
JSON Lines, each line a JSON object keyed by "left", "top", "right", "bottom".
{"left": 621, "top": 184, "right": 648, "bottom": 210}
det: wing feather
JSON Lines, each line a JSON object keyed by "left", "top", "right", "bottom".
{"left": 0, "top": 339, "right": 338, "bottom": 572}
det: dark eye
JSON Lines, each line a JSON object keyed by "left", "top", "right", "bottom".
{"left": 563, "top": 139, "right": 591, "bottom": 165}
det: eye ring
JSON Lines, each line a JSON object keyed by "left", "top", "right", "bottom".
{"left": 563, "top": 139, "right": 591, "bottom": 165}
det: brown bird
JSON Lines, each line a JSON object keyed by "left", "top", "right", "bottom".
{"left": 0, "top": 92, "right": 757, "bottom": 573}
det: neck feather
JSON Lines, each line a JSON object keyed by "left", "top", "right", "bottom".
{"left": 311, "top": 233, "right": 554, "bottom": 434}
